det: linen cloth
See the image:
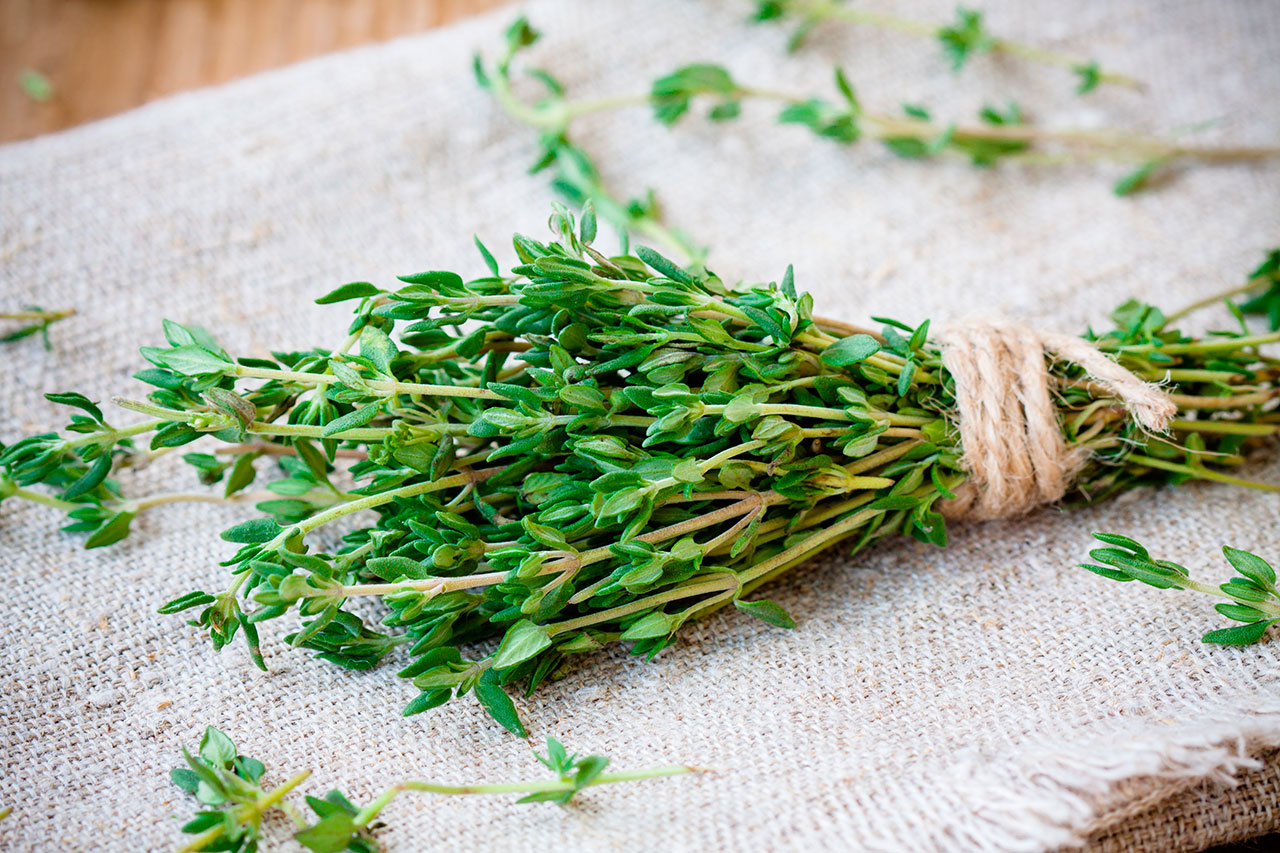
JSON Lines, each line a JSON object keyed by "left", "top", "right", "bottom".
{"left": 1, "top": 1, "right": 1278, "bottom": 850}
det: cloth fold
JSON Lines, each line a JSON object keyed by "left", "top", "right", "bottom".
{"left": 1, "top": 1, "right": 1278, "bottom": 850}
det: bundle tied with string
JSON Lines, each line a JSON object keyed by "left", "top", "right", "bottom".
{"left": 8, "top": 207, "right": 1275, "bottom": 760}
{"left": 936, "top": 320, "right": 1177, "bottom": 521}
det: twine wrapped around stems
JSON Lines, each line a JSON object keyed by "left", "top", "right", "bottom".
{"left": 937, "top": 321, "right": 1177, "bottom": 520}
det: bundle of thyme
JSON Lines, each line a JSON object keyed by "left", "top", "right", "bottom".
{"left": 2, "top": 205, "right": 1277, "bottom": 733}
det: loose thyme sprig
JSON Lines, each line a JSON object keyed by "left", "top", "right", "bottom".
{"left": 478, "top": 19, "right": 1278, "bottom": 204}
{"left": 171, "top": 726, "right": 693, "bottom": 852}
{"left": 747, "top": 1, "right": 1140, "bottom": 93}
{"left": 1, "top": 306, "right": 75, "bottom": 350}
{"left": 1083, "top": 534, "right": 1280, "bottom": 646}
{"left": 4, "top": 209, "right": 1279, "bottom": 735}
{"left": 1231, "top": 249, "right": 1280, "bottom": 330}
{"left": 474, "top": 19, "right": 704, "bottom": 262}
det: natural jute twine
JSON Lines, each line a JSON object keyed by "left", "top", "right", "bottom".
{"left": 937, "top": 321, "right": 1177, "bottom": 521}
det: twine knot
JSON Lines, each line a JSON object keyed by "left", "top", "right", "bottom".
{"left": 936, "top": 321, "right": 1176, "bottom": 521}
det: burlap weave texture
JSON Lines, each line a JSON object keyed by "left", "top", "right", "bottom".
{"left": 1, "top": 1, "right": 1278, "bottom": 850}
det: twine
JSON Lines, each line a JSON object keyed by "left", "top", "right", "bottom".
{"left": 936, "top": 321, "right": 1177, "bottom": 520}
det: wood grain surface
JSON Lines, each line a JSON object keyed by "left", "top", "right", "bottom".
{"left": 1, "top": 0, "right": 509, "bottom": 143}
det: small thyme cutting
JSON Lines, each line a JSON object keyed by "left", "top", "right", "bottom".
{"left": 1083, "top": 535, "right": 1280, "bottom": 646}
{"left": 2, "top": 307, "right": 75, "bottom": 350}
{"left": 747, "top": 1, "right": 1139, "bottom": 93}
{"left": 477, "top": 19, "right": 1279, "bottom": 208}
{"left": 171, "top": 726, "right": 691, "bottom": 852}
{"left": 3, "top": 208, "right": 1279, "bottom": 733}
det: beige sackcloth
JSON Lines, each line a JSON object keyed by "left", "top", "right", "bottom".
{"left": 1, "top": 1, "right": 1278, "bottom": 850}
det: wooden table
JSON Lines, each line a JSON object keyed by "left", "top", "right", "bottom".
{"left": 0, "top": 0, "right": 507, "bottom": 143}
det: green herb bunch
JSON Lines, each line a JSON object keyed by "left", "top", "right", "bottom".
{"left": 476, "top": 17, "right": 1279, "bottom": 216}
{"left": 171, "top": 726, "right": 689, "bottom": 852}
{"left": 3, "top": 207, "right": 1279, "bottom": 733}
{"left": 747, "top": 2, "right": 1138, "bottom": 93}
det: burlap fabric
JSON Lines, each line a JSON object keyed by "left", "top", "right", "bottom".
{"left": 1, "top": 1, "right": 1278, "bottom": 850}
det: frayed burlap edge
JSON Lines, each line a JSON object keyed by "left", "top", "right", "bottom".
{"left": 933, "top": 700, "right": 1280, "bottom": 852}
{"left": 1075, "top": 747, "right": 1280, "bottom": 852}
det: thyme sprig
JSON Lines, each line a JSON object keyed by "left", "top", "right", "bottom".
{"left": 748, "top": 1, "right": 1140, "bottom": 93}
{"left": 474, "top": 19, "right": 704, "bottom": 262}
{"left": 4, "top": 210, "right": 1279, "bottom": 735}
{"left": 171, "top": 726, "right": 691, "bottom": 852}
{"left": 1083, "top": 534, "right": 1280, "bottom": 646}
{"left": 1, "top": 306, "right": 75, "bottom": 350}
{"left": 478, "top": 19, "right": 1278, "bottom": 208}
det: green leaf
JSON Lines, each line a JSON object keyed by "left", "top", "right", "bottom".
{"left": 579, "top": 202, "right": 598, "bottom": 245}
{"left": 224, "top": 452, "right": 258, "bottom": 497}
{"left": 475, "top": 675, "right": 528, "bottom": 737}
{"left": 1220, "top": 578, "right": 1272, "bottom": 603}
{"left": 156, "top": 345, "right": 233, "bottom": 377}
{"left": 523, "top": 519, "right": 570, "bottom": 551}
{"left": 1215, "top": 602, "right": 1269, "bottom": 623}
{"left": 492, "top": 620, "right": 553, "bottom": 669}
{"left": 220, "top": 518, "right": 283, "bottom": 544}
{"left": 19, "top": 69, "right": 55, "bottom": 102}
{"left": 1222, "top": 546, "right": 1276, "bottom": 588}
{"left": 821, "top": 334, "right": 881, "bottom": 367}
{"left": 672, "top": 459, "right": 703, "bottom": 483}
{"left": 505, "top": 15, "right": 539, "bottom": 51}
{"left": 150, "top": 422, "right": 203, "bottom": 449}
{"left": 1114, "top": 160, "right": 1163, "bottom": 197}
{"left": 359, "top": 326, "right": 398, "bottom": 374}
{"left": 1080, "top": 563, "right": 1132, "bottom": 583}
{"left": 44, "top": 391, "right": 104, "bottom": 423}
{"left": 239, "top": 613, "right": 265, "bottom": 671}
{"left": 315, "top": 282, "right": 380, "bottom": 304}
{"left": 306, "top": 790, "right": 358, "bottom": 819}
{"left": 1091, "top": 532, "right": 1149, "bottom": 558}
{"left": 402, "top": 688, "right": 452, "bottom": 716}
{"left": 170, "top": 767, "right": 201, "bottom": 794}
{"left": 159, "top": 591, "right": 216, "bottom": 614}
{"left": 396, "top": 270, "right": 465, "bottom": 292}
{"left": 620, "top": 611, "right": 675, "bottom": 640}
{"left": 1073, "top": 61, "right": 1102, "bottom": 95}
{"left": 937, "top": 7, "right": 994, "bottom": 70}
{"left": 474, "top": 235, "right": 501, "bottom": 277}
{"left": 1238, "top": 250, "right": 1280, "bottom": 330}
{"left": 322, "top": 403, "right": 383, "bottom": 437}
{"left": 650, "top": 64, "right": 739, "bottom": 126}
{"left": 1202, "top": 620, "right": 1274, "bottom": 646}
{"left": 62, "top": 452, "right": 112, "bottom": 500}
{"left": 833, "top": 66, "right": 859, "bottom": 110}
{"left": 162, "top": 319, "right": 198, "bottom": 347}
{"left": 720, "top": 394, "right": 760, "bottom": 424}
{"left": 365, "top": 556, "right": 429, "bottom": 580}
{"left": 85, "top": 511, "right": 134, "bottom": 548}
{"left": 559, "top": 385, "right": 607, "bottom": 412}
{"left": 734, "top": 598, "right": 796, "bottom": 629}
{"left": 235, "top": 755, "right": 266, "bottom": 784}
{"left": 199, "top": 726, "right": 237, "bottom": 767}
{"left": 294, "top": 813, "right": 356, "bottom": 853}
{"left": 573, "top": 754, "right": 609, "bottom": 789}
{"left": 778, "top": 98, "right": 860, "bottom": 144}
{"left": 635, "top": 246, "right": 694, "bottom": 284}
